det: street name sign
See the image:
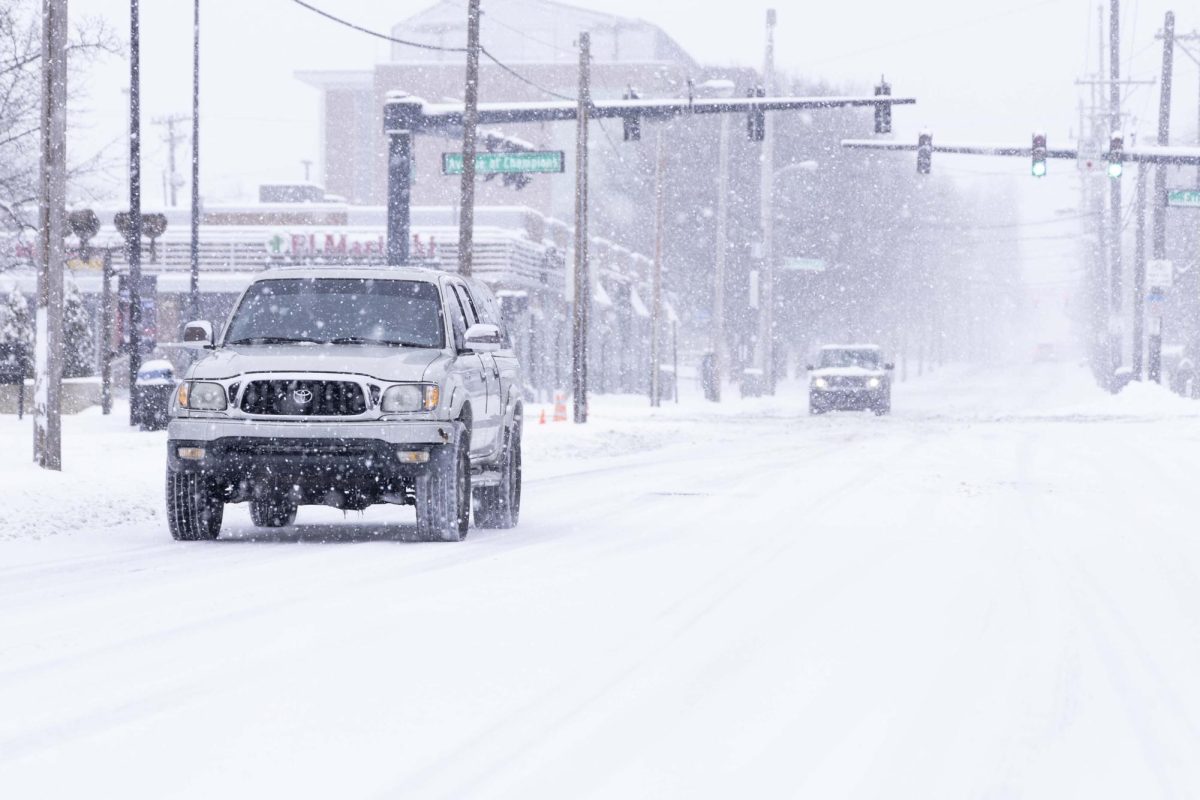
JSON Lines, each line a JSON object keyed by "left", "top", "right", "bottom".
{"left": 780, "top": 257, "right": 827, "bottom": 273}
{"left": 442, "top": 151, "right": 565, "bottom": 175}
{"left": 1168, "top": 189, "right": 1200, "bottom": 208}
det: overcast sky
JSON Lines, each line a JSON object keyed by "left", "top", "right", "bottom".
{"left": 72, "top": 0, "right": 1200, "bottom": 299}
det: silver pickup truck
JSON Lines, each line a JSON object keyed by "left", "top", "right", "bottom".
{"left": 166, "top": 267, "right": 522, "bottom": 542}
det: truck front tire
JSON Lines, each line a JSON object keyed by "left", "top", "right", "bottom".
{"left": 166, "top": 471, "right": 224, "bottom": 541}
{"left": 415, "top": 437, "right": 471, "bottom": 542}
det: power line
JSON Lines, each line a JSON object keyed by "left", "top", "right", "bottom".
{"left": 479, "top": 45, "right": 576, "bottom": 101}
{"left": 485, "top": 12, "right": 574, "bottom": 57}
{"left": 290, "top": 0, "right": 466, "bottom": 52}
{"left": 290, "top": 0, "right": 576, "bottom": 102}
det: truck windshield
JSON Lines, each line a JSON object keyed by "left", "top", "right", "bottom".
{"left": 820, "top": 349, "right": 880, "bottom": 369}
{"left": 224, "top": 278, "right": 445, "bottom": 348}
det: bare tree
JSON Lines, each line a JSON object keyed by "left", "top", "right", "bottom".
{"left": 0, "top": 0, "right": 118, "bottom": 255}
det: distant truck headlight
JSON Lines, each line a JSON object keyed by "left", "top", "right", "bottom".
{"left": 178, "top": 381, "right": 228, "bottom": 411}
{"left": 867, "top": 377, "right": 881, "bottom": 389}
{"left": 813, "top": 377, "right": 828, "bottom": 390}
{"left": 382, "top": 384, "right": 439, "bottom": 412}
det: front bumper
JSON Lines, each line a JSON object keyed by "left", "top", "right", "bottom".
{"left": 168, "top": 417, "right": 454, "bottom": 446}
{"left": 809, "top": 388, "right": 888, "bottom": 410}
{"left": 166, "top": 418, "right": 458, "bottom": 507}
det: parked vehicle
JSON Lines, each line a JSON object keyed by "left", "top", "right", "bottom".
{"left": 165, "top": 267, "right": 523, "bottom": 542}
{"left": 134, "top": 359, "right": 176, "bottom": 430}
{"left": 807, "top": 344, "right": 893, "bottom": 415}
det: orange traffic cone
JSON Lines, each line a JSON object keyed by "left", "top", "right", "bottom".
{"left": 539, "top": 408, "right": 546, "bottom": 425}
{"left": 552, "top": 392, "right": 568, "bottom": 422}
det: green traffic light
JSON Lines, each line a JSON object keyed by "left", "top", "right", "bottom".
{"left": 1107, "top": 161, "right": 1123, "bottom": 178}
{"left": 1032, "top": 161, "right": 1047, "bottom": 177}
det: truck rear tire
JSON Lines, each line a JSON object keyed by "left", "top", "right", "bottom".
{"left": 166, "top": 471, "right": 224, "bottom": 541}
{"left": 415, "top": 438, "right": 470, "bottom": 542}
{"left": 474, "top": 425, "right": 522, "bottom": 529}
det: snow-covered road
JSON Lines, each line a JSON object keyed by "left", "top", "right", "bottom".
{"left": 5, "top": 363, "right": 1200, "bottom": 797}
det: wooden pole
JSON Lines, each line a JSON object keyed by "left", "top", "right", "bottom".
{"left": 650, "top": 126, "right": 665, "bottom": 407}
{"left": 457, "top": 0, "right": 481, "bottom": 276}
{"left": 572, "top": 32, "right": 591, "bottom": 423}
{"left": 34, "top": 0, "right": 68, "bottom": 470}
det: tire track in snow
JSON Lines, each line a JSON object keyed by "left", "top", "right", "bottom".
{"left": 388, "top": 427, "right": 935, "bottom": 797}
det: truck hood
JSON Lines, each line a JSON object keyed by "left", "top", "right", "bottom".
{"left": 187, "top": 345, "right": 448, "bottom": 383}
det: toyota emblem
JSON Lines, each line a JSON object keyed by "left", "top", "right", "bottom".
{"left": 292, "top": 388, "right": 314, "bottom": 404}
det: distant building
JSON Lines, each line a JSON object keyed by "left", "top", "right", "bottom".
{"left": 296, "top": 0, "right": 699, "bottom": 222}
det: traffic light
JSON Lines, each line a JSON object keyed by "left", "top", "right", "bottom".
{"left": 1107, "top": 132, "right": 1124, "bottom": 178}
{"left": 873, "top": 77, "right": 891, "bottom": 135}
{"left": 917, "top": 131, "right": 932, "bottom": 174}
{"left": 1031, "top": 132, "right": 1047, "bottom": 177}
{"left": 622, "top": 86, "right": 641, "bottom": 142}
{"left": 747, "top": 86, "right": 765, "bottom": 142}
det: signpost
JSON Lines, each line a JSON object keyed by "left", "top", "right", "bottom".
{"left": 442, "top": 151, "right": 565, "bottom": 176}
{"left": 1147, "top": 259, "right": 1173, "bottom": 289}
{"left": 1167, "top": 188, "right": 1200, "bottom": 208}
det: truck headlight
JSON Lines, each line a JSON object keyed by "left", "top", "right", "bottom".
{"left": 178, "top": 381, "right": 228, "bottom": 411}
{"left": 813, "top": 377, "right": 828, "bottom": 390}
{"left": 381, "top": 384, "right": 439, "bottom": 412}
{"left": 867, "top": 377, "right": 881, "bottom": 389}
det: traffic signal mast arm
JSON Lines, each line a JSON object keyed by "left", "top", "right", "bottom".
{"left": 841, "top": 138, "right": 1200, "bottom": 165}
{"left": 386, "top": 94, "right": 917, "bottom": 131}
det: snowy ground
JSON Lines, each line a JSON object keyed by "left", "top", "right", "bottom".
{"left": 4, "top": 362, "right": 1200, "bottom": 797}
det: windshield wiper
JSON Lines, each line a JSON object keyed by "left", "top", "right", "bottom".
{"left": 227, "top": 336, "right": 323, "bottom": 345}
{"left": 327, "top": 336, "right": 422, "bottom": 347}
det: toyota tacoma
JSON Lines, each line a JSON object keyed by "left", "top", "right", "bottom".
{"left": 166, "top": 267, "right": 522, "bottom": 542}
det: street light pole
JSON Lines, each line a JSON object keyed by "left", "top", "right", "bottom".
{"left": 757, "top": 9, "right": 777, "bottom": 394}
{"left": 713, "top": 103, "right": 731, "bottom": 403}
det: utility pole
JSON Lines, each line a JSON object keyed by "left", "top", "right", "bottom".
{"left": 650, "top": 125, "right": 665, "bottom": 408}
{"left": 1108, "top": 0, "right": 1123, "bottom": 380}
{"left": 1153, "top": 14, "right": 1174, "bottom": 264}
{"left": 572, "top": 32, "right": 591, "bottom": 423}
{"left": 34, "top": 0, "right": 68, "bottom": 470}
{"left": 189, "top": 0, "right": 201, "bottom": 323}
{"left": 1150, "top": 12, "right": 1174, "bottom": 382}
{"left": 129, "top": 0, "right": 144, "bottom": 427}
{"left": 757, "top": 9, "right": 777, "bottom": 394}
{"left": 713, "top": 110, "right": 731, "bottom": 402}
{"left": 457, "top": 0, "right": 481, "bottom": 276}
{"left": 1134, "top": 162, "right": 1147, "bottom": 378}
{"left": 101, "top": 249, "right": 114, "bottom": 414}
{"left": 154, "top": 114, "right": 189, "bottom": 207}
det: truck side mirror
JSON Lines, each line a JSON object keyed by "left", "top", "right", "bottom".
{"left": 182, "top": 320, "right": 215, "bottom": 349}
{"left": 884, "top": 362, "right": 895, "bottom": 371}
{"left": 463, "top": 323, "right": 501, "bottom": 353}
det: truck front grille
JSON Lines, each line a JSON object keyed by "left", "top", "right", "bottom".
{"left": 240, "top": 379, "right": 367, "bottom": 416}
